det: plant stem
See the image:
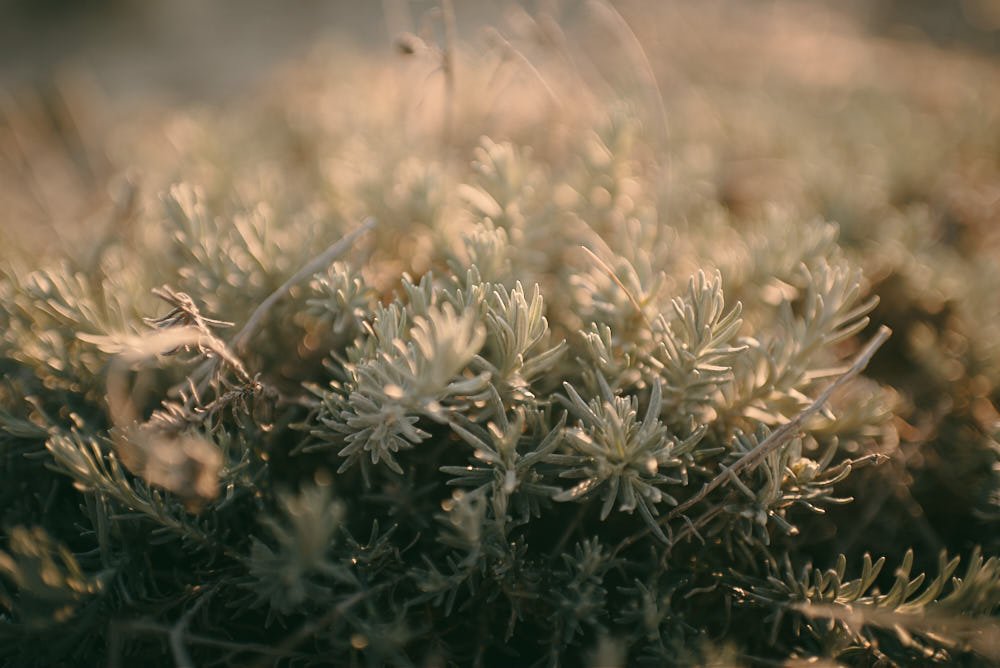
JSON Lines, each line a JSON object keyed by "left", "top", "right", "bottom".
{"left": 232, "top": 218, "right": 376, "bottom": 354}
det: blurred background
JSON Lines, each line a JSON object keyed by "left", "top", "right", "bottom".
{"left": 0, "top": 0, "right": 998, "bottom": 102}
{"left": 3, "top": 0, "right": 998, "bottom": 260}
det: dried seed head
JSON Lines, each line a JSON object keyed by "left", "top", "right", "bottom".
{"left": 394, "top": 32, "right": 427, "bottom": 56}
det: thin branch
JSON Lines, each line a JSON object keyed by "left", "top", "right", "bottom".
{"left": 795, "top": 601, "right": 1000, "bottom": 661}
{"left": 548, "top": 501, "right": 589, "bottom": 562}
{"left": 612, "top": 325, "right": 891, "bottom": 556}
{"left": 610, "top": 500, "right": 723, "bottom": 562}
{"left": 440, "top": 0, "right": 458, "bottom": 146}
{"left": 119, "top": 620, "right": 303, "bottom": 662}
{"left": 585, "top": 0, "right": 674, "bottom": 214}
{"left": 231, "top": 218, "right": 376, "bottom": 354}
{"left": 166, "top": 590, "right": 212, "bottom": 668}
{"left": 579, "top": 245, "right": 655, "bottom": 331}
{"left": 656, "top": 504, "right": 724, "bottom": 567}
{"left": 666, "top": 326, "right": 891, "bottom": 523}
{"left": 586, "top": 0, "right": 669, "bottom": 145}
{"left": 249, "top": 589, "right": 371, "bottom": 668}
{"left": 484, "top": 27, "right": 563, "bottom": 111}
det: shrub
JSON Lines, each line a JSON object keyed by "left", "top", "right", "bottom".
{"left": 2, "top": 4, "right": 999, "bottom": 666}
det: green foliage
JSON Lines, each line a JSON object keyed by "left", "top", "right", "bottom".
{"left": 1, "top": 7, "right": 999, "bottom": 667}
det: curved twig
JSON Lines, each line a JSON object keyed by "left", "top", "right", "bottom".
{"left": 231, "top": 218, "right": 376, "bottom": 354}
